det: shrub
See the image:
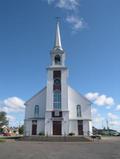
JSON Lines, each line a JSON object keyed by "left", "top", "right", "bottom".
{"left": 38, "top": 132, "right": 44, "bottom": 136}
{"left": 68, "top": 132, "right": 75, "bottom": 136}
{"left": 19, "top": 125, "right": 24, "bottom": 134}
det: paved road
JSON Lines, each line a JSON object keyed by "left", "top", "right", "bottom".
{"left": 0, "top": 137, "right": 120, "bottom": 159}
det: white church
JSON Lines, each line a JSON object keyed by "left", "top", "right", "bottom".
{"left": 24, "top": 20, "right": 92, "bottom": 136}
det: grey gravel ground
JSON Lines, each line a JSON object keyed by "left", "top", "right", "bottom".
{"left": 0, "top": 137, "right": 120, "bottom": 159}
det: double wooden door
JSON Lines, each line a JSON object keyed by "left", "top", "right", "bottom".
{"left": 53, "top": 121, "right": 62, "bottom": 135}
{"left": 32, "top": 120, "right": 37, "bottom": 135}
{"left": 78, "top": 120, "right": 83, "bottom": 135}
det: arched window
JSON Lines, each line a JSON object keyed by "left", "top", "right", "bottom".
{"left": 34, "top": 105, "right": 39, "bottom": 117}
{"left": 54, "top": 55, "right": 61, "bottom": 65}
{"left": 77, "top": 105, "right": 81, "bottom": 117}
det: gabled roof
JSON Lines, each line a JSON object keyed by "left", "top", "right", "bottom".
{"left": 25, "top": 87, "right": 46, "bottom": 106}
{"left": 68, "top": 85, "right": 92, "bottom": 105}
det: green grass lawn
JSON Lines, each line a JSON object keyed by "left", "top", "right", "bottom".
{"left": 0, "top": 136, "right": 22, "bottom": 139}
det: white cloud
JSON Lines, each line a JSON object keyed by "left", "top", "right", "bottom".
{"left": 85, "top": 92, "right": 115, "bottom": 107}
{"left": 7, "top": 115, "right": 15, "bottom": 122}
{"left": 85, "top": 92, "right": 120, "bottom": 131}
{"left": 0, "top": 97, "right": 25, "bottom": 113}
{"left": 46, "top": 0, "right": 85, "bottom": 32}
{"left": 95, "top": 95, "right": 114, "bottom": 106}
{"left": 85, "top": 92, "right": 99, "bottom": 101}
{"left": 4, "top": 97, "right": 25, "bottom": 109}
{"left": 0, "top": 97, "right": 25, "bottom": 126}
{"left": 93, "top": 115, "right": 104, "bottom": 124}
{"left": 108, "top": 112, "right": 119, "bottom": 120}
{"left": 91, "top": 108, "right": 97, "bottom": 114}
{"left": 66, "top": 15, "right": 85, "bottom": 31}
{"left": 108, "top": 113, "right": 120, "bottom": 131}
{"left": 92, "top": 112, "right": 105, "bottom": 128}
{"left": 116, "top": 105, "right": 120, "bottom": 111}
{"left": 92, "top": 110, "right": 120, "bottom": 131}
{"left": 91, "top": 107, "right": 105, "bottom": 128}
{"left": 109, "top": 120, "right": 120, "bottom": 127}
{"left": 48, "top": 0, "right": 80, "bottom": 10}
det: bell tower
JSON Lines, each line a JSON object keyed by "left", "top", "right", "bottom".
{"left": 45, "top": 19, "right": 69, "bottom": 136}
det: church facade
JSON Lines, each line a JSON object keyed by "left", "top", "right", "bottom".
{"left": 24, "top": 21, "right": 92, "bottom": 136}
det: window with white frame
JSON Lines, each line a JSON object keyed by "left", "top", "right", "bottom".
{"left": 34, "top": 105, "right": 39, "bottom": 117}
{"left": 77, "top": 105, "right": 82, "bottom": 117}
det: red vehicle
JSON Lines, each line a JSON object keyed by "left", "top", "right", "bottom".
{"left": 3, "top": 132, "right": 11, "bottom": 136}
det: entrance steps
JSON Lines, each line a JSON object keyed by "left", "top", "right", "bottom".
{"left": 18, "top": 136, "right": 92, "bottom": 142}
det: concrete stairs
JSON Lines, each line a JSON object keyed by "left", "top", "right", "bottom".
{"left": 18, "top": 136, "right": 92, "bottom": 142}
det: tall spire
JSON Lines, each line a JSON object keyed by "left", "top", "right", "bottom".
{"left": 54, "top": 17, "right": 62, "bottom": 50}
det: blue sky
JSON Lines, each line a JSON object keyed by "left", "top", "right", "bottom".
{"left": 0, "top": 0, "right": 120, "bottom": 131}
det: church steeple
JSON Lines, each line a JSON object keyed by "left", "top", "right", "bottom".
{"left": 54, "top": 18, "right": 62, "bottom": 50}
{"left": 50, "top": 18, "right": 66, "bottom": 67}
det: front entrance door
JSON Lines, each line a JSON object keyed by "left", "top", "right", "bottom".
{"left": 78, "top": 120, "right": 83, "bottom": 135}
{"left": 32, "top": 120, "right": 37, "bottom": 135}
{"left": 53, "top": 121, "right": 62, "bottom": 135}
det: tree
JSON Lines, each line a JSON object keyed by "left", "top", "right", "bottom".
{"left": 0, "top": 111, "right": 8, "bottom": 128}
{"left": 18, "top": 125, "right": 24, "bottom": 134}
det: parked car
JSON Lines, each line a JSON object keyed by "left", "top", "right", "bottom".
{"left": 3, "top": 132, "right": 11, "bottom": 136}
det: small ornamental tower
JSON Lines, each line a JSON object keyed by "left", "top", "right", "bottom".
{"left": 45, "top": 19, "right": 69, "bottom": 136}
{"left": 51, "top": 19, "right": 65, "bottom": 67}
